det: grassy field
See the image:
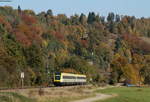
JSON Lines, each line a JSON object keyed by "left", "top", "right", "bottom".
{"left": 0, "top": 86, "right": 95, "bottom": 102}
{"left": 95, "top": 87, "right": 150, "bottom": 102}
{"left": 0, "top": 92, "right": 36, "bottom": 102}
{"left": 0, "top": 91, "right": 94, "bottom": 102}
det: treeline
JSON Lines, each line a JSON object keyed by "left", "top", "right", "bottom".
{"left": 0, "top": 6, "right": 150, "bottom": 87}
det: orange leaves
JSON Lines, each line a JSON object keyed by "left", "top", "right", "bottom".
{"left": 21, "top": 14, "right": 37, "bottom": 25}
{"left": 14, "top": 30, "right": 31, "bottom": 46}
{"left": 112, "top": 54, "right": 128, "bottom": 69}
{"left": 117, "top": 56, "right": 128, "bottom": 67}
{"left": 47, "top": 29, "right": 65, "bottom": 41}
{"left": 30, "top": 25, "right": 43, "bottom": 36}
{"left": 122, "top": 34, "right": 140, "bottom": 45}
{"left": 53, "top": 31, "right": 64, "bottom": 41}
{"left": 122, "top": 34, "right": 150, "bottom": 53}
{"left": 13, "top": 23, "right": 42, "bottom": 46}
{"left": 60, "top": 68, "right": 79, "bottom": 74}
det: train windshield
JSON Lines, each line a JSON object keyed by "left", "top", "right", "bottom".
{"left": 55, "top": 72, "right": 61, "bottom": 80}
{"left": 55, "top": 76, "right": 60, "bottom": 80}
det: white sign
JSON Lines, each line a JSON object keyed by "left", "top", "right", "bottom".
{"left": 21, "top": 72, "right": 24, "bottom": 78}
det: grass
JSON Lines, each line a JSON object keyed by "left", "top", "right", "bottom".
{"left": 0, "top": 87, "right": 95, "bottom": 102}
{"left": 95, "top": 87, "right": 150, "bottom": 102}
{"left": 0, "top": 92, "right": 36, "bottom": 102}
{"left": 45, "top": 94, "right": 95, "bottom": 102}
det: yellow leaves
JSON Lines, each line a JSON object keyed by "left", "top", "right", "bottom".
{"left": 123, "top": 64, "right": 140, "bottom": 84}
{"left": 112, "top": 53, "right": 145, "bottom": 84}
{"left": 42, "top": 40, "right": 48, "bottom": 47}
{"left": 100, "top": 42, "right": 110, "bottom": 49}
{"left": 114, "top": 53, "right": 121, "bottom": 58}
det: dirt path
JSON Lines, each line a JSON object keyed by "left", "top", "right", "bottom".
{"left": 71, "top": 86, "right": 117, "bottom": 102}
{"left": 71, "top": 93, "right": 115, "bottom": 102}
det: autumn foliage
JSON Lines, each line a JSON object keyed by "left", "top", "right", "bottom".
{"left": 0, "top": 6, "right": 150, "bottom": 87}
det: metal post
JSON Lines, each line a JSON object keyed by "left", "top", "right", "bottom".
{"left": 21, "top": 72, "right": 24, "bottom": 88}
{"left": 21, "top": 78, "right": 24, "bottom": 88}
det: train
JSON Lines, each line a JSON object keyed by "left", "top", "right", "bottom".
{"left": 53, "top": 72, "right": 87, "bottom": 86}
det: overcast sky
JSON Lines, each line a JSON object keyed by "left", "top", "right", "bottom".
{"left": 0, "top": 0, "right": 149, "bottom": 18}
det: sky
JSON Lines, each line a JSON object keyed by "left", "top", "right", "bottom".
{"left": 0, "top": 0, "right": 150, "bottom": 18}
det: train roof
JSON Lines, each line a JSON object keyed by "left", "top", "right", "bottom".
{"left": 57, "top": 72, "right": 86, "bottom": 77}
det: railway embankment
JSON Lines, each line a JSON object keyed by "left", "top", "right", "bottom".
{"left": 0, "top": 85, "right": 95, "bottom": 102}
{"left": 0, "top": 85, "right": 117, "bottom": 102}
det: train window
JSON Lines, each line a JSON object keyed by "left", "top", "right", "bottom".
{"left": 55, "top": 76, "right": 60, "bottom": 80}
{"left": 77, "top": 77, "right": 86, "bottom": 79}
{"left": 63, "top": 76, "right": 75, "bottom": 79}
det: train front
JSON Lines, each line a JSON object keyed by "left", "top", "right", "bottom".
{"left": 53, "top": 72, "right": 62, "bottom": 86}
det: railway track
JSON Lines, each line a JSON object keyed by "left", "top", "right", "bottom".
{"left": 0, "top": 86, "right": 50, "bottom": 91}
{"left": 0, "top": 84, "right": 92, "bottom": 91}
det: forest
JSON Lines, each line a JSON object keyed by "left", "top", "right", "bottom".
{"left": 0, "top": 6, "right": 150, "bottom": 87}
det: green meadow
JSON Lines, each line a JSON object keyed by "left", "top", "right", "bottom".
{"left": 96, "top": 87, "right": 150, "bottom": 102}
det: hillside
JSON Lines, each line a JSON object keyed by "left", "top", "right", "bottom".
{"left": 0, "top": 6, "right": 150, "bottom": 87}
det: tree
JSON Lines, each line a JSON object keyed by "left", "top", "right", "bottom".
{"left": 0, "top": 35, "right": 24, "bottom": 87}
{"left": 140, "top": 55, "right": 150, "bottom": 84}
{"left": 21, "top": 14, "right": 37, "bottom": 25}
{"left": 87, "top": 12, "right": 96, "bottom": 24}
{"left": 18, "top": 5, "right": 21, "bottom": 14}
{"left": 2, "top": 33, "right": 26, "bottom": 70}
{"left": 95, "top": 43, "right": 112, "bottom": 70}
{"left": 107, "top": 12, "right": 115, "bottom": 22}
{"left": 70, "top": 14, "right": 80, "bottom": 25}
{"left": 47, "top": 9, "right": 53, "bottom": 16}
{"left": 63, "top": 56, "right": 96, "bottom": 79}
{"left": 47, "top": 39, "right": 64, "bottom": 52}
{"left": 95, "top": 14, "right": 100, "bottom": 22}
{"left": 107, "top": 12, "right": 115, "bottom": 33}
{"left": 24, "top": 43, "right": 46, "bottom": 85}
{"left": 115, "top": 37, "right": 122, "bottom": 52}
{"left": 0, "top": 6, "right": 150, "bottom": 86}
{"left": 115, "top": 14, "right": 121, "bottom": 22}
{"left": 79, "top": 13, "right": 87, "bottom": 25}
{"left": 100, "top": 16, "right": 105, "bottom": 24}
